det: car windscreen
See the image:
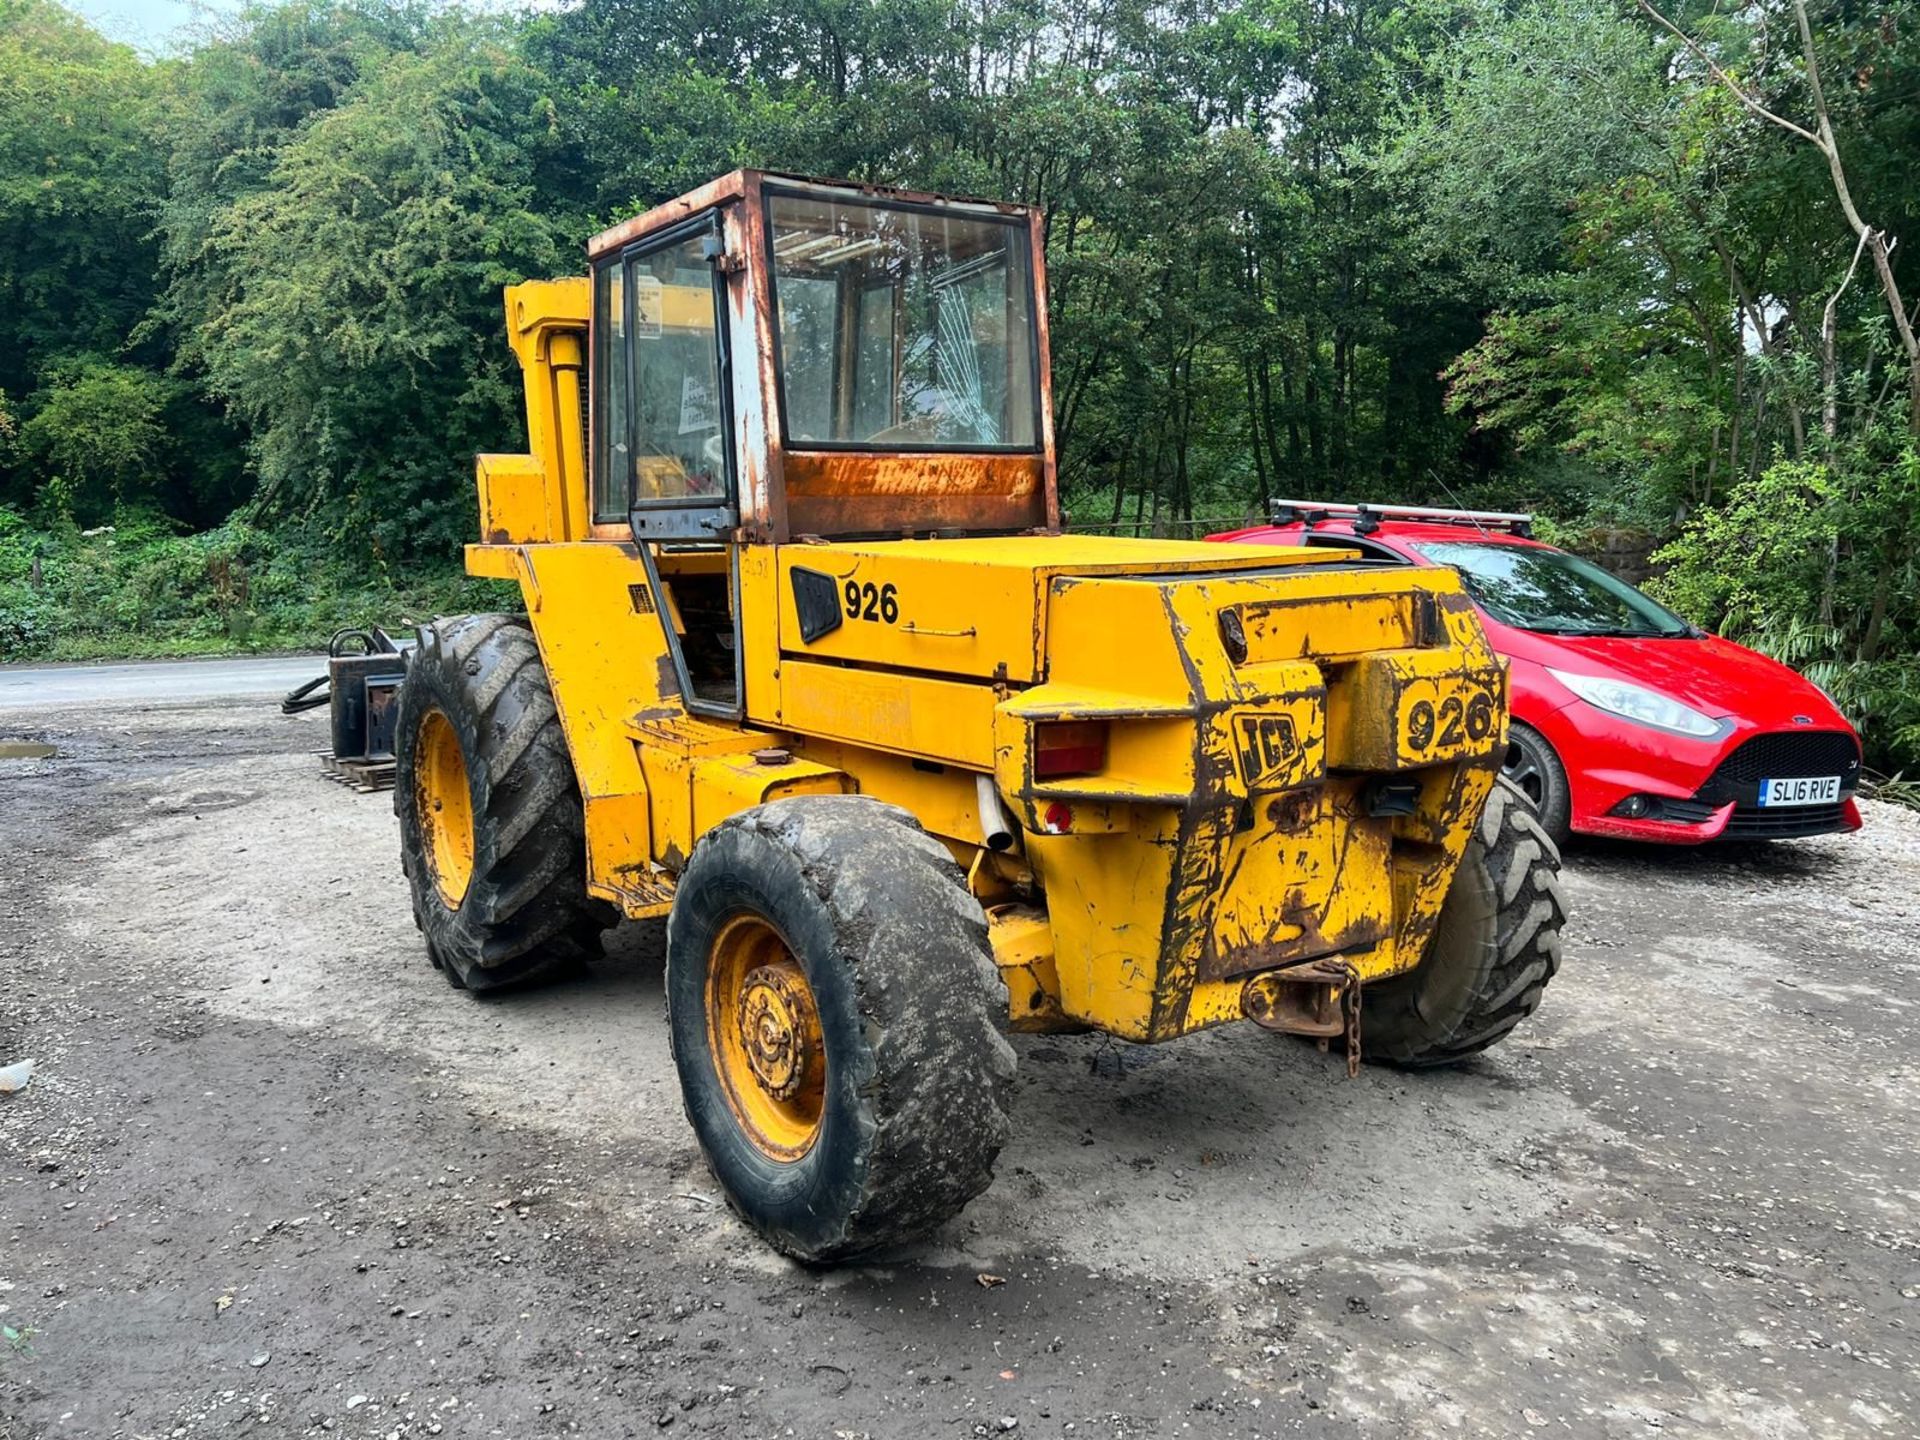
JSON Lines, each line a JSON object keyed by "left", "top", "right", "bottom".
{"left": 1410, "top": 540, "right": 1692, "bottom": 638}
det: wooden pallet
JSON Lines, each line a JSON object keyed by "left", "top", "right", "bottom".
{"left": 318, "top": 750, "right": 396, "bottom": 794}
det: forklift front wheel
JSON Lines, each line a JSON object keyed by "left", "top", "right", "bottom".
{"left": 394, "top": 614, "right": 615, "bottom": 993}
{"left": 666, "top": 796, "right": 1016, "bottom": 1263}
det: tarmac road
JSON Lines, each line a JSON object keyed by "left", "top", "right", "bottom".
{"left": 2, "top": 694, "right": 1916, "bottom": 1439}
{"left": 0, "top": 654, "right": 328, "bottom": 708}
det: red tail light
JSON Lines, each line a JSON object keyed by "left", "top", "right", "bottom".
{"left": 1034, "top": 721, "right": 1107, "bottom": 780}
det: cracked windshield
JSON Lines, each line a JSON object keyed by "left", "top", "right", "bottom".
{"left": 769, "top": 193, "right": 1039, "bottom": 448}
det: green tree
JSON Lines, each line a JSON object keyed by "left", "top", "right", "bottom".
{"left": 18, "top": 358, "right": 176, "bottom": 522}
{"left": 148, "top": 0, "right": 444, "bottom": 363}
{"left": 0, "top": 0, "right": 163, "bottom": 404}
{"left": 187, "top": 22, "right": 574, "bottom": 557}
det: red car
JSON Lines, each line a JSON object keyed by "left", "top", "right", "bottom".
{"left": 1211, "top": 502, "right": 1864, "bottom": 845}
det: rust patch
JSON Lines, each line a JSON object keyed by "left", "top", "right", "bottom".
{"left": 782, "top": 451, "right": 1040, "bottom": 500}
{"left": 655, "top": 652, "right": 681, "bottom": 699}
{"left": 1203, "top": 909, "right": 1389, "bottom": 984}
{"left": 1028, "top": 205, "right": 1062, "bottom": 532}
{"left": 587, "top": 172, "right": 749, "bottom": 260}
{"left": 611, "top": 863, "right": 677, "bottom": 910}
{"left": 780, "top": 452, "right": 1047, "bottom": 539}
{"left": 784, "top": 491, "right": 1045, "bottom": 541}
{"left": 1265, "top": 789, "right": 1320, "bottom": 831}
{"left": 1241, "top": 961, "right": 1351, "bottom": 1038}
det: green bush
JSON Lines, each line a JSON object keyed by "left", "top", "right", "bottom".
{"left": 0, "top": 505, "right": 514, "bottom": 661}
{"left": 1650, "top": 457, "right": 1919, "bottom": 776}
{"left": 0, "top": 579, "right": 55, "bottom": 658}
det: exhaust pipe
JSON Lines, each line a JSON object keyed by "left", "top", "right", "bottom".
{"left": 975, "top": 773, "right": 1017, "bottom": 853}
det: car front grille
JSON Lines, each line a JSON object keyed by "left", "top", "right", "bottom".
{"left": 1631, "top": 794, "right": 1853, "bottom": 839}
{"left": 1720, "top": 802, "right": 1852, "bottom": 840}
{"left": 1641, "top": 729, "right": 1861, "bottom": 840}
{"left": 1694, "top": 730, "right": 1861, "bottom": 805}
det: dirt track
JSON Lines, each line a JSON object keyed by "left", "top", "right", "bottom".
{"left": 2, "top": 696, "right": 1917, "bottom": 1439}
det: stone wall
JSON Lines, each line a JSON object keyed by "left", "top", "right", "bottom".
{"left": 1563, "top": 526, "right": 1662, "bottom": 586}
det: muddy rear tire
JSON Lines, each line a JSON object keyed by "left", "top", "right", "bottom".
{"left": 1362, "top": 776, "right": 1566, "bottom": 1067}
{"left": 665, "top": 796, "right": 1016, "bottom": 1262}
{"left": 395, "top": 614, "right": 615, "bottom": 993}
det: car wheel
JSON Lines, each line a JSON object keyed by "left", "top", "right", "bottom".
{"left": 1502, "top": 720, "right": 1572, "bottom": 845}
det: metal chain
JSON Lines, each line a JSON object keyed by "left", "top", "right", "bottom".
{"left": 1339, "top": 960, "right": 1363, "bottom": 1079}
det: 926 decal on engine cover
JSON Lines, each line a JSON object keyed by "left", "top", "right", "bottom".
{"left": 842, "top": 579, "right": 900, "bottom": 625}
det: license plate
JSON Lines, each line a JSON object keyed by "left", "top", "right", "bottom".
{"left": 1757, "top": 775, "right": 1841, "bottom": 807}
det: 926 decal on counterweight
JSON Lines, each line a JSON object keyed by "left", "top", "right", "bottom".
{"left": 1406, "top": 689, "right": 1496, "bottom": 752}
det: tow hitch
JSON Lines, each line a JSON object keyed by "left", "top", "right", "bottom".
{"left": 1242, "top": 959, "right": 1365, "bottom": 1078}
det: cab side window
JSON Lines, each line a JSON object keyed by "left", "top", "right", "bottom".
{"left": 593, "top": 226, "right": 729, "bottom": 522}
{"left": 593, "top": 262, "right": 629, "bottom": 522}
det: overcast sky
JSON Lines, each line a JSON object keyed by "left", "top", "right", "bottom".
{"left": 71, "top": 0, "right": 561, "bottom": 53}
{"left": 71, "top": 0, "right": 236, "bottom": 51}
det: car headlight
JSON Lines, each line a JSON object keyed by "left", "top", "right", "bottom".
{"left": 1547, "top": 668, "right": 1726, "bottom": 738}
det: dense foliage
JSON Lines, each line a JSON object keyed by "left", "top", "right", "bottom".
{"left": 0, "top": 0, "right": 1915, "bottom": 769}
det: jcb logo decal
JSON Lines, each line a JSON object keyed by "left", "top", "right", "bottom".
{"left": 1235, "top": 715, "right": 1301, "bottom": 789}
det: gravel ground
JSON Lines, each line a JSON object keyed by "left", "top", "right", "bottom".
{"left": 1, "top": 698, "right": 1916, "bottom": 1439}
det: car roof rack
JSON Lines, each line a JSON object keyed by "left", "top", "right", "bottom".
{"left": 1269, "top": 499, "right": 1533, "bottom": 539}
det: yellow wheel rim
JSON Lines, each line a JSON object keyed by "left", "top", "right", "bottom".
{"left": 415, "top": 708, "right": 475, "bottom": 910}
{"left": 705, "top": 915, "right": 825, "bottom": 1160}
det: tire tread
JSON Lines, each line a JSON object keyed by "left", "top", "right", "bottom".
{"left": 396, "top": 615, "right": 615, "bottom": 992}
{"left": 1364, "top": 777, "right": 1567, "bottom": 1068}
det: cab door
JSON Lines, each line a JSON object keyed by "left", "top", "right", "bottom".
{"left": 592, "top": 209, "right": 742, "bottom": 715}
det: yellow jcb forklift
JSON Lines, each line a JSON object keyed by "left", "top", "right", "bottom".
{"left": 394, "top": 171, "right": 1566, "bottom": 1261}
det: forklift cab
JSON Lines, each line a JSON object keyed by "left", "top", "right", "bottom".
{"left": 493, "top": 171, "right": 1061, "bottom": 715}
{"left": 590, "top": 174, "right": 1054, "bottom": 542}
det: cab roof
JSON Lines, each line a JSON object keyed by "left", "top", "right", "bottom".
{"left": 587, "top": 169, "right": 1044, "bottom": 262}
